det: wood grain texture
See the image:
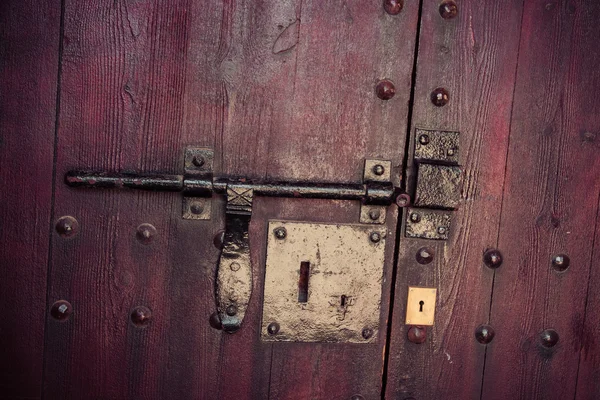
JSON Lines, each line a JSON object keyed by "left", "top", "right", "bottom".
{"left": 384, "top": 0, "right": 524, "bottom": 398}
{"left": 44, "top": 1, "right": 417, "bottom": 399}
{"left": 482, "top": 1, "right": 600, "bottom": 399}
{"left": 0, "top": 1, "right": 61, "bottom": 398}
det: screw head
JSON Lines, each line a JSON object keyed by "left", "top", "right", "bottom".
{"left": 56, "top": 216, "right": 79, "bottom": 237}
{"left": 431, "top": 87, "right": 450, "bottom": 107}
{"left": 551, "top": 254, "right": 570, "bottom": 272}
{"left": 368, "top": 209, "right": 381, "bottom": 220}
{"left": 130, "top": 306, "right": 152, "bottom": 328}
{"left": 483, "top": 249, "right": 503, "bottom": 269}
{"left": 439, "top": 0, "right": 458, "bottom": 19}
{"left": 383, "top": 0, "right": 403, "bottom": 15}
{"left": 50, "top": 300, "right": 72, "bottom": 321}
{"left": 209, "top": 311, "right": 223, "bottom": 330}
{"left": 362, "top": 327, "right": 374, "bottom": 340}
{"left": 437, "top": 226, "right": 447, "bottom": 235}
{"left": 540, "top": 329, "right": 559, "bottom": 348}
{"left": 192, "top": 155, "right": 205, "bottom": 167}
{"left": 190, "top": 202, "right": 204, "bottom": 215}
{"left": 267, "top": 322, "right": 280, "bottom": 335}
{"left": 370, "top": 232, "right": 382, "bottom": 243}
{"left": 410, "top": 212, "right": 421, "bottom": 223}
{"left": 136, "top": 223, "right": 157, "bottom": 244}
{"left": 375, "top": 79, "right": 396, "bottom": 100}
{"left": 230, "top": 262, "right": 241, "bottom": 272}
{"left": 396, "top": 193, "right": 411, "bottom": 208}
{"left": 475, "top": 324, "right": 495, "bottom": 344}
{"left": 407, "top": 325, "right": 427, "bottom": 344}
{"left": 274, "top": 227, "right": 287, "bottom": 239}
{"left": 416, "top": 247, "right": 434, "bottom": 265}
{"left": 226, "top": 305, "right": 237, "bottom": 316}
{"left": 372, "top": 164, "right": 385, "bottom": 176}
{"left": 447, "top": 148, "right": 456, "bottom": 156}
{"left": 418, "top": 134, "right": 430, "bottom": 145}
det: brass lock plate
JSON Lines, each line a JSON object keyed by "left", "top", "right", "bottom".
{"left": 405, "top": 287, "right": 437, "bottom": 326}
{"left": 261, "top": 221, "right": 387, "bottom": 343}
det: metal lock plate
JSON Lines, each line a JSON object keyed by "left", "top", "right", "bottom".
{"left": 261, "top": 221, "right": 387, "bottom": 343}
{"left": 414, "top": 163, "right": 462, "bottom": 209}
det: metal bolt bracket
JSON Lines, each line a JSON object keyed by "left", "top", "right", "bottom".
{"left": 183, "top": 147, "right": 214, "bottom": 220}
{"left": 360, "top": 204, "right": 386, "bottom": 224}
{"left": 360, "top": 159, "right": 392, "bottom": 224}
{"left": 405, "top": 208, "right": 451, "bottom": 240}
{"left": 414, "top": 128, "right": 459, "bottom": 164}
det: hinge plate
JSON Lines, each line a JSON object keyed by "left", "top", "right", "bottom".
{"left": 261, "top": 221, "right": 387, "bottom": 343}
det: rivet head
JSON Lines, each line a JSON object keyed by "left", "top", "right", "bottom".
{"left": 540, "top": 329, "right": 559, "bottom": 348}
{"left": 475, "top": 324, "right": 495, "bottom": 344}
{"left": 267, "top": 322, "right": 280, "bottom": 335}
{"left": 483, "top": 249, "right": 503, "bottom": 269}
{"left": 396, "top": 193, "right": 411, "bottom": 208}
{"left": 190, "top": 201, "right": 204, "bottom": 215}
{"left": 447, "top": 148, "right": 456, "bottom": 156}
{"left": 230, "top": 262, "right": 241, "bottom": 272}
{"left": 213, "top": 230, "right": 225, "bottom": 250}
{"left": 437, "top": 226, "right": 447, "bottom": 235}
{"left": 407, "top": 325, "right": 427, "bottom": 344}
{"left": 274, "top": 227, "right": 287, "bottom": 239}
{"left": 439, "top": 0, "right": 458, "bottom": 19}
{"left": 370, "top": 232, "right": 381, "bottom": 243}
{"left": 383, "top": 0, "right": 403, "bottom": 15}
{"left": 431, "top": 87, "right": 450, "bottom": 107}
{"left": 416, "top": 247, "right": 434, "bottom": 264}
{"left": 582, "top": 131, "right": 596, "bottom": 142}
{"left": 130, "top": 306, "right": 152, "bottom": 328}
{"left": 362, "top": 327, "right": 374, "bottom": 339}
{"left": 50, "top": 300, "right": 72, "bottom": 321}
{"left": 192, "top": 155, "right": 205, "bottom": 167}
{"left": 369, "top": 209, "right": 381, "bottom": 220}
{"left": 209, "top": 311, "right": 222, "bottom": 330}
{"left": 410, "top": 212, "right": 421, "bottom": 223}
{"left": 551, "top": 254, "right": 570, "bottom": 272}
{"left": 136, "top": 223, "right": 156, "bottom": 244}
{"left": 372, "top": 164, "right": 385, "bottom": 176}
{"left": 418, "top": 134, "right": 430, "bottom": 145}
{"left": 226, "top": 305, "right": 237, "bottom": 316}
{"left": 350, "top": 395, "right": 365, "bottom": 400}
{"left": 376, "top": 79, "right": 396, "bottom": 100}
{"left": 56, "top": 216, "right": 79, "bottom": 237}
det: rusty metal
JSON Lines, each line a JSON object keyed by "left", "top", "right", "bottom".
{"left": 267, "top": 322, "right": 280, "bottom": 335}
{"left": 540, "top": 329, "right": 559, "bottom": 348}
{"left": 551, "top": 254, "right": 570, "bottom": 272}
{"left": 383, "top": 0, "right": 403, "bottom": 15}
{"left": 414, "top": 164, "right": 461, "bottom": 209}
{"left": 130, "top": 306, "right": 152, "bottom": 327}
{"left": 395, "top": 193, "right": 411, "bottom": 208}
{"left": 407, "top": 326, "right": 427, "bottom": 344}
{"left": 215, "top": 185, "right": 253, "bottom": 333}
{"left": 431, "top": 87, "right": 450, "bottom": 107}
{"left": 359, "top": 204, "right": 386, "bottom": 224}
{"left": 183, "top": 197, "right": 211, "bottom": 220}
{"left": 375, "top": 79, "right": 396, "bottom": 100}
{"left": 405, "top": 287, "right": 436, "bottom": 326}
{"left": 209, "top": 311, "right": 222, "bottom": 330}
{"left": 50, "top": 300, "right": 72, "bottom": 321}
{"left": 475, "top": 324, "right": 495, "bottom": 344}
{"left": 55, "top": 216, "right": 79, "bottom": 238}
{"left": 483, "top": 249, "right": 503, "bottom": 269}
{"left": 416, "top": 247, "right": 434, "bottom": 264}
{"left": 405, "top": 208, "right": 451, "bottom": 240}
{"left": 363, "top": 159, "right": 392, "bottom": 183}
{"left": 414, "top": 128, "right": 460, "bottom": 164}
{"left": 439, "top": 0, "right": 458, "bottom": 19}
{"left": 261, "top": 221, "right": 386, "bottom": 343}
{"left": 136, "top": 223, "right": 157, "bottom": 244}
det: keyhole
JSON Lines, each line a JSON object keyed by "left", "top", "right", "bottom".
{"left": 419, "top": 300, "right": 424, "bottom": 312}
{"left": 298, "top": 261, "right": 310, "bottom": 303}
{"left": 341, "top": 295, "right": 347, "bottom": 307}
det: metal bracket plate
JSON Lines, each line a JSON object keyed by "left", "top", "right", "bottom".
{"left": 405, "top": 208, "right": 452, "bottom": 240}
{"left": 414, "top": 128, "right": 460, "bottom": 163}
{"left": 414, "top": 164, "right": 462, "bottom": 209}
{"left": 183, "top": 147, "right": 214, "bottom": 220}
{"left": 261, "top": 221, "right": 387, "bottom": 343}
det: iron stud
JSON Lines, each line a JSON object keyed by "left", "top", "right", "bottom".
{"left": 375, "top": 79, "right": 396, "bottom": 100}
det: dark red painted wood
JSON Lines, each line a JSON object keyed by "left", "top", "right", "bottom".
{"left": 0, "top": 1, "right": 61, "bottom": 398}
{"left": 384, "top": 0, "right": 524, "bottom": 398}
{"left": 482, "top": 1, "right": 600, "bottom": 399}
{"left": 43, "top": 1, "right": 417, "bottom": 399}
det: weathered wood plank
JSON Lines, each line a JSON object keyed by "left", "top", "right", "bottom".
{"left": 482, "top": 1, "right": 600, "bottom": 399}
{"left": 384, "top": 0, "right": 524, "bottom": 398}
{"left": 0, "top": 1, "right": 61, "bottom": 398}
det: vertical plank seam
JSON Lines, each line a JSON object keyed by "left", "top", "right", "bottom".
{"left": 478, "top": 1, "right": 526, "bottom": 399}
{"left": 380, "top": 0, "right": 425, "bottom": 398}
{"left": 572, "top": 189, "right": 600, "bottom": 400}
{"left": 40, "top": 0, "right": 67, "bottom": 398}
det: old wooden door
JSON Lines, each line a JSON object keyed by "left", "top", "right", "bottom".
{"left": 1, "top": 0, "right": 599, "bottom": 399}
